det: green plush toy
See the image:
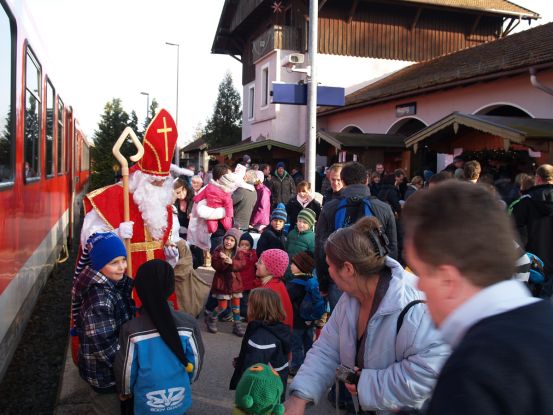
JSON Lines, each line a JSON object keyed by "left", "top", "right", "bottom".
{"left": 231, "top": 363, "right": 285, "bottom": 415}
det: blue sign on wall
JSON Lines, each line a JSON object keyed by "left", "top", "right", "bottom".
{"left": 272, "top": 83, "right": 345, "bottom": 106}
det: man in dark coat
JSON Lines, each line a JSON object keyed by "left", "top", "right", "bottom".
{"left": 269, "top": 162, "right": 296, "bottom": 208}
{"left": 512, "top": 164, "right": 553, "bottom": 295}
{"left": 315, "top": 162, "right": 397, "bottom": 310}
{"left": 404, "top": 180, "right": 553, "bottom": 415}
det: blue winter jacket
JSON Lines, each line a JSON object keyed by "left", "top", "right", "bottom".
{"left": 289, "top": 257, "right": 450, "bottom": 413}
{"left": 114, "top": 308, "right": 204, "bottom": 415}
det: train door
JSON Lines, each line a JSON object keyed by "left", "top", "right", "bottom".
{"left": 66, "top": 108, "right": 76, "bottom": 243}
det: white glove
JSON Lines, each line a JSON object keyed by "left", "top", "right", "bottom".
{"left": 164, "top": 244, "right": 179, "bottom": 258}
{"left": 116, "top": 221, "right": 134, "bottom": 239}
{"left": 164, "top": 244, "right": 179, "bottom": 268}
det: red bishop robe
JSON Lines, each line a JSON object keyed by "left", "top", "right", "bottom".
{"left": 83, "top": 182, "right": 177, "bottom": 308}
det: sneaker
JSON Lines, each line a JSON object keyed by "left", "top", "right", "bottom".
{"left": 232, "top": 322, "right": 246, "bottom": 337}
{"left": 205, "top": 315, "right": 218, "bottom": 333}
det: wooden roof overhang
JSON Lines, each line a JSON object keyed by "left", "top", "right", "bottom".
{"left": 319, "top": 22, "right": 553, "bottom": 118}
{"left": 181, "top": 137, "right": 208, "bottom": 153}
{"left": 317, "top": 130, "right": 406, "bottom": 150}
{"left": 212, "top": 0, "right": 276, "bottom": 56}
{"left": 208, "top": 138, "right": 303, "bottom": 156}
{"left": 405, "top": 112, "right": 553, "bottom": 153}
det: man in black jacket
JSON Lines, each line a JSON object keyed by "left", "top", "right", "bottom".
{"left": 403, "top": 181, "right": 553, "bottom": 415}
{"left": 315, "top": 161, "right": 397, "bottom": 310}
{"left": 512, "top": 164, "right": 553, "bottom": 296}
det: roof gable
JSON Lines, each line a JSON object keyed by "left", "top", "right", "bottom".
{"left": 323, "top": 22, "right": 553, "bottom": 115}
{"left": 396, "top": 0, "right": 537, "bottom": 17}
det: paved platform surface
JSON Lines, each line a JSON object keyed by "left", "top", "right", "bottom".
{"left": 55, "top": 266, "right": 335, "bottom": 414}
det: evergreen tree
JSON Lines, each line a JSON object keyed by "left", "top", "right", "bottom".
{"left": 204, "top": 72, "right": 242, "bottom": 148}
{"left": 89, "top": 98, "right": 130, "bottom": 190}
{"left": 128, "top": 110, "right": 139, "bottom": 136}
{"left": 0, "top": 108, "right": 13, "bottom": 181}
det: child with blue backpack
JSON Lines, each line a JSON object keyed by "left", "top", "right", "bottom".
{"left": 114, "top": 259, "right": 204, "bottom": 415}
{"left": 287, "top": 251, "right": 325, "bottom": 376}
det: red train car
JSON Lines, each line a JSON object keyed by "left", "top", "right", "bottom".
{"left": 0, "top": 0, "right": 91, "bottom": 380}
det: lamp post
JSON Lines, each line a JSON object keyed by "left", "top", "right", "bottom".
{"left": 166, "top": 41, "right": 180, "bottom": 166}
{"left": 140, "top": 91, "right": 149, "bottom": 124}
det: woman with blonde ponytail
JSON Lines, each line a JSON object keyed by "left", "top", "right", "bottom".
{"left": 285, "top": 217, "right": 450, "bottom": 415}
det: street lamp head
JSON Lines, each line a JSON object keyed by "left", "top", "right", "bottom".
{"left": 140, "top": 91, "right": 149, "bottom": 96}
{"left": 165, "top": 41, "right": 179, "bottom": 47}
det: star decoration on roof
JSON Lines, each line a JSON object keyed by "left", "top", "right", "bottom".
{"left": 271, "top": 1, "right": 284, "bottom": 14}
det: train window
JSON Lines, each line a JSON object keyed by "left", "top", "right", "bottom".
{"left": 0, "top": 3, "right": 14, "bottom": 185}
{"left": 45, "top": 80, "right": 54, "bottom": 177}
{"left": 57, "top": 98, "right": 64, "bottom": 174}
{"left": 24, "top": 47, "right": 41, "bottom": 182}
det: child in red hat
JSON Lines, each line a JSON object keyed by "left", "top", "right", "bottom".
{"left": 256, "top": 249, "right": 293, "bottom": 330}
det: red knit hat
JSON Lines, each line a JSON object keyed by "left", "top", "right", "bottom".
{"left": 260, "top": 249, "right": 289, "bottom": 279}
{"left": 131, "top": 109, "right": 178, "bottom": 177}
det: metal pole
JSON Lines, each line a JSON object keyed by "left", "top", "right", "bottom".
{"left": 166, "top": 42, "right": 180, "bottom": 166}
{"left": 306, "top": 0, "right": 318, "bottom": 187}
{"left": 140, "top": 91, "right": 149, "bottom": 122}
{"left": 175, "top": 44, "right": 180, "bottom": 166}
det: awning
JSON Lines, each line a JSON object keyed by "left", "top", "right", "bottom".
{"left": 317, "top": 130, "right": 406, "bottom": 150}
{"left": 208, "top": 138, "right": 303, "bottom": 156}
{"left": 405, "top": 112, "right": 553, "bottom": 151}
{"left": 181, "top": 137, "right": 208, "bottom": 152}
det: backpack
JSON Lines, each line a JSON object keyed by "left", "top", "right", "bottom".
{"left": 291, "top": 274, "right": 326, "bottom": 321}
{"left": 334, "top": 196, "right": 374, "bottom": 229}
{"left": 525, "top": 252, "right": 549, "bottom": 298}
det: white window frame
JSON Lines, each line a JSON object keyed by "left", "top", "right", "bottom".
{"left": 261, "top": 64, "right": 269, "bottom": 108}
{"left": 248, "top": 85, "right": 255, "bottom": 120}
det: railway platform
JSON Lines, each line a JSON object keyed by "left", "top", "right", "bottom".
{"left": 55, "top": 266, "right": 334, "bottom": 415}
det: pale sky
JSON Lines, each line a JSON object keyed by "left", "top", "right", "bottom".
{"left": 22, "top": 0, "right": 553, "bottom": 147}
{"left": 24, "top": 0, "right": 242, "bottom": 147}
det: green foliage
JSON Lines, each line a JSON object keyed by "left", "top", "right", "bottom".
{"left": 128, "top": 110, "right": 139, "bottom": 137}
{"left": 142, "top": 98, "right": 159, "bottom": 136}
{"left": 204, "top": 71, "right": 242, "bottom": 149}
{"left": 0, "top": 107, "right": 13, "bottom": 182}
{"left": 89, "top": 98, "right": 136, "bottom": 191}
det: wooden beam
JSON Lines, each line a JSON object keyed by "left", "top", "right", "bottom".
{"left": 230, "top": 54, "right": 242, "bottom": 64}
{"left": 348, "top": 0, "right": 359, "bottom": 24}
{"left": 411, "top": 8, "right": 422, "bottom": 31}
{"left": 502, "top": 16, "right": 521, "bottom": 37}
{"left": 466, "top": 13, "right": 482, "bottom": 39}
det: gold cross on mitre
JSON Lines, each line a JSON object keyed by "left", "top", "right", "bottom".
{"left": 157, "top": 117, "right": 173, "bottom": 161}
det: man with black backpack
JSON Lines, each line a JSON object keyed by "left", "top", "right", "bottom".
{"left": 315, "top": 161, "right": 397, "bottom": 311}
{"left": 512, "top": 164, "right": 553, "bottom": 298}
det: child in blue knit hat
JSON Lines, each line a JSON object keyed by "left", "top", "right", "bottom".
{"left": 256, "top": 203, "right": 287, "bottom": 257}
{"left": 71, "top": 232, "right": 135, "bottom": 413}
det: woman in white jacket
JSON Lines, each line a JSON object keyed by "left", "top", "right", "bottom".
{"left": 285, "top": 217, "right": 450, "bottom": 414}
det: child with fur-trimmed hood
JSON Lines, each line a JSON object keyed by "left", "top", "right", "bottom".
{"left": 207, "top": 228, "right": 246, "bottom": 337}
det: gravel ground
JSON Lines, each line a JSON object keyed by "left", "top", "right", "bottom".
{"left": 0, "top": 232, "right": 80, "bottom": 415}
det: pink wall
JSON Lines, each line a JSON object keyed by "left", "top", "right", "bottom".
{"left": 321, "top": 69, "right": 553, "bottom": 134}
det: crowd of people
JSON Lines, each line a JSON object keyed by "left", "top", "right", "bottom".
{"left": 71, "top": 125, "right": 553, "bottom": 415}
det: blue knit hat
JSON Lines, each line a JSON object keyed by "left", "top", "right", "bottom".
{"left": 276, "top": 162, "right": 285, "bottom": 169}
{"left": 87, "top": 232, "right": 127, "bottom": 271}
{"left": 271, "top": 203, "right": 287, "bottom": 222}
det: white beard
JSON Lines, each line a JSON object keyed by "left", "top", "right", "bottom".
{"left": 129, "top": 171, "right": 173, "bottom": 240}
